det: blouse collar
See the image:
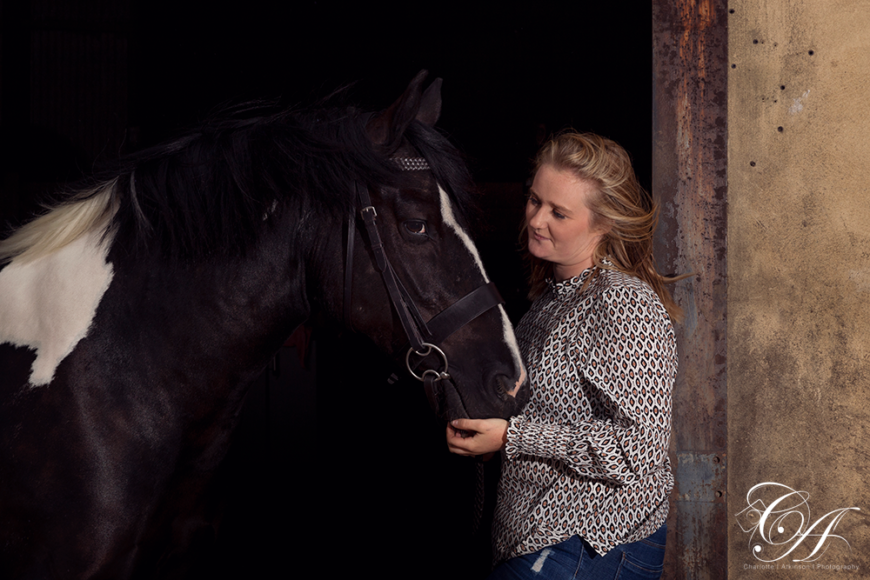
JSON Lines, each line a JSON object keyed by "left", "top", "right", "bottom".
{"left": 548, "top": 266, "right": 596, "bottom": 297}
{"left": 547, "top": 258, "right": 613, "bottom": 297}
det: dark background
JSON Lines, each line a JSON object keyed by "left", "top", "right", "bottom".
{"left": 0, "top": 1, "right": 651, "bottom": 578}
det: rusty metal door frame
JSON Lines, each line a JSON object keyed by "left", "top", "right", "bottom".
{"left": 653, "top": 1, "right": 729, "bottom": 578}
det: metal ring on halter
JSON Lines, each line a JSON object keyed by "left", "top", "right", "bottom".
{"left": 405, "top": 343, "right": 451, "bottom": 382}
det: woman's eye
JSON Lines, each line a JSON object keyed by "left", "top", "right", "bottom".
{"left": 553, "top": 211, "right": 566, "bottom": 220}
{"left": 404, "top": 220, "right": 428, "bottom": 235}
{"left": 528, "top": 197, "right": 540, "bottom": 206}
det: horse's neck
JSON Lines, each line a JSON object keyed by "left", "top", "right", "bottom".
{"left": 0, "top": 224, "right": 311, "bottom": 390}
{"left": 119, "top": 244, "right": 311, "bottom": 381}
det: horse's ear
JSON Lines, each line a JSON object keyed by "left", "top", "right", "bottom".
{"left": 416, "top": 78, "right": 442, "bottom": 127}
{"left": 367, "top": 70, "right": 430, "bottom": 152}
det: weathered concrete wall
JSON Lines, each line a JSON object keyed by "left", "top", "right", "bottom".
{"left": 728, "top": 1, "right": 870, "bottom": 576}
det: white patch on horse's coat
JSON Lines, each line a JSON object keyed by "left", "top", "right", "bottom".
{"left": 0, "top": 228, "right": 114, "bottom": 386}
{"left": 438, "top": 187, "right": 526, "bottom": 395}
{"left": 509, "top": 364, "right": 527, "bottom": 397}
{"left": 531, "top": 548, "right": 552, "bottom": 573}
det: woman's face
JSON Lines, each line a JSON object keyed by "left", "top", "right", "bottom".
{"left": 526, "top": 164, "right": 605, "bottom": 281}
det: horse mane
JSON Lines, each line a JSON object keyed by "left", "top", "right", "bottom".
{"left": 0, "top": 182, "right": 118, "bottom": 264}
{"left": 0, "top": 100, "right": 478, "bottom": 265}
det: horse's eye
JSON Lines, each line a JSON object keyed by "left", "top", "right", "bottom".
{"left": 404, "top": 220, "right": 428, "bottom": 236}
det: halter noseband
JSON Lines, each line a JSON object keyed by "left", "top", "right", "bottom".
{"left": 344, "top": 157, "right": 505, "bottom": 398}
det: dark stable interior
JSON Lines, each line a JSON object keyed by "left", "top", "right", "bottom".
{"left": 0, "top": 2, "right": 651, "bottom": 578}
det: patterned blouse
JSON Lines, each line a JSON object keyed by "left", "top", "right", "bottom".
{"left": 492, "top": 265, "right": 677, "bottom": 563}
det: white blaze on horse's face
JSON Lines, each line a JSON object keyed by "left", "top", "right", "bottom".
{"left": 0, "top": 229, "right": 114, "bottom": 386}
{"left": 438, "top": 186, "right": 526, "bottom": 396}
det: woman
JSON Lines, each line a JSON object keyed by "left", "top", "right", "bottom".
{"left": 447, "top": 131, "right": 682, "bottom": 579}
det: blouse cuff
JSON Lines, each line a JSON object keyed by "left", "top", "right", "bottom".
{"left": 505, "top": 415, "right": 576, "bottom": 461}
{"left": 505, "top": 415, "right": 601, "bottom": 467}
{"left": 504, "top": 415, "right": 525, "bottom": 459}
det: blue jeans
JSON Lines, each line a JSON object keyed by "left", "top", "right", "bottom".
{"left": 487, "top": 525, "right": 666, "bottom": 580}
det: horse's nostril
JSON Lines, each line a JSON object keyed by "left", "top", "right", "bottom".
{"left": 495, "top": 372, "right": 525, "bottom": 400}
{"left": 495, "top": 373, "right": 517, "bottom": 400}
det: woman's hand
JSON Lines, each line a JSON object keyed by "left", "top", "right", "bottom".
{"left": 445, "top": 418, "right": 509, "bottom": 457}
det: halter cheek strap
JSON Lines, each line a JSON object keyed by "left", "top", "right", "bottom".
{"left": 355, "top": 181, "right": 429, "bottom": 354}
{"left": 344, "top": 157, "right": 505, "bottom": 386}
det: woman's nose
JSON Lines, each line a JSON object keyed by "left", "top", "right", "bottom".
{"left": 527, "top": 206, "right": 544, "bottom": 229}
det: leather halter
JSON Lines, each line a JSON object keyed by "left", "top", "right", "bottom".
{"left": 343, "top": 158, "right": 505, "bottom": 390}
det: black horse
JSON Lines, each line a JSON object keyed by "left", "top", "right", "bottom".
{"left": 0, "top": 72, "right": 527, "bottom": 579}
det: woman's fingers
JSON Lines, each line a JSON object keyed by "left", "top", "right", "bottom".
{"left": 445, "top": 418, "right": 509, "bottom": 456}
{"left": 445, "top": 423, "right": 476, "bottom": 455}
{"left": 451, "top": 418, "right": 486, "bottom": 433}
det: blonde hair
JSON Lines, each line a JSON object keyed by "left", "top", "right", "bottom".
{"left": 524, "top": 131, "right": 686, "bottom": 322}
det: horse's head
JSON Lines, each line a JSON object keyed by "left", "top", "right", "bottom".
{"left": 340, "top": 71, "right": 528, "bottom": 421}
